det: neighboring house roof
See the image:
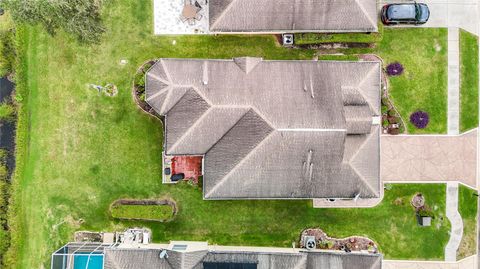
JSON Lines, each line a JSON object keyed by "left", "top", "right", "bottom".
{"left": 146, "top": 58, "right": 381, "bottom": 200}
{"left": 209, "top": 0, "right": 378, "bottom": 32}
{"left": 104, "top": 248, "right": 382, "bottom": 269}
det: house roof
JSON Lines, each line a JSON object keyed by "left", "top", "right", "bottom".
{"left": 208, "top": 0, "right": 378, "bottom": 32}
{"left": 146, "top": 58, "right": 381, "bottom": 199}
{"left": 104, "top": 248, "right": 382, "bottom": 269}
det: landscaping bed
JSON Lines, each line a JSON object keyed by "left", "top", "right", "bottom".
{"left": 294, "top": 24, "right": 383, "bottom": 45}
{"left": 300, "top": 228, "right": 378, "bottom": 253}
{"left": 133, "top": 60, "right": 159, "bottom": 117}
{"left": 110, "top": 199, "right": 176, "bottom": 222}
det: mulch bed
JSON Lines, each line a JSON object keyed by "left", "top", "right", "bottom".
{"left": 74, "top": 231, "right": 103, "bottom": 242}
{"left": 300, "top": 228, "right": 378, "bottom": 253}
{"left": 132, "top": 60, "right": 161, "bottom": 118}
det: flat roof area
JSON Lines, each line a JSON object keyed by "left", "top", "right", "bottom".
{"left": 146, "top": 58, "right": 381, "bottom": 200}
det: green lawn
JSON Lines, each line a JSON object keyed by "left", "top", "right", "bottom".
{"left": 377, "top": 28, "right": 448, "bottom": 134}
{"left": 5, "top": 1, "right": 454, "bottom": 268}
{"left": 457, "top": 185, "right": 478, "bottom": 259}
{"left": 459, "top": 30, "right": 479, "bottom": 132}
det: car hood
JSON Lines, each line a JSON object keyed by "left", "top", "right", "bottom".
{"left": 387, "top": 4, "right": 416, "bottom": 19}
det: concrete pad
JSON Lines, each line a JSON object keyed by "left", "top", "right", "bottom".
{"left": 381, "top": 130, "right": 478, "bottom": 188}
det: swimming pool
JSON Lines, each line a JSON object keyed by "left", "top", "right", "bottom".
{"left": 73, "top": 255, "right": 104, "bottom": 269}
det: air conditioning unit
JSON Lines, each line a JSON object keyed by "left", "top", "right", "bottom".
{"left": 304, "top": 236, "right": 316, "bottom": 250}
{"left": 282, "top": 34, "right": 294, "bottom": 47}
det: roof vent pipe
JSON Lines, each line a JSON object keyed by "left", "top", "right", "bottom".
{"left": 203, "top": 61, "right": 208, "bottom": 85}
{"left": 310, "top": 77, "right": 315, "bottom": 98}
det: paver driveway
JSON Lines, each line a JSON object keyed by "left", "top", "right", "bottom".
{"left": 381, "top": 130, "right": 477, "bottom": 188}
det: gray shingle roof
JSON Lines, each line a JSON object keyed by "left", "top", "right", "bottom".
{"left": 209, "top": 0, "right": 378, "bottom": 32}
{"left": 104, "top": 248, "right": 382, "bottom": 269}
{"left": 146, "top": 58, "right": 381, "bottom": 199}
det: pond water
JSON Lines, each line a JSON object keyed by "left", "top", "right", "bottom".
{"left": 0, "top": 77, "right": 16, "bottom": 180}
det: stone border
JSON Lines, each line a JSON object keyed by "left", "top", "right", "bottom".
{"left": 110, "top": 198, "right": 177, "bottom": 223}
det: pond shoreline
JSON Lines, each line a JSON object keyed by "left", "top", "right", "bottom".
{"left": 0, "top": 77, "right": 16, "bottom": 180}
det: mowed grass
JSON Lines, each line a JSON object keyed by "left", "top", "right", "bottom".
{"left": 7, "top": 1, "right": 453, "bottom": 268}
{"left": 377, "top": 28, "right": 448, "bottom": 134}
{"left": 457, "top": 185, "right": 478, "bottom": 259}
{"left": 110, "top": 204, "right": 174, "bottom": 221}
{"left": 459, "top": 30, "right": 479, "bottom": 132}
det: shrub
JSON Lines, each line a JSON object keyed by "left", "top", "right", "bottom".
{"left": 0, "top": 149, "right": 8, "bottom": 165}
{"left": 381, "top": 105, "right": 388, "bottom": 115}
{"left": 410, "top": 111, "right": 430, "bottom": 129}
{"left": 0, "top": 103, "right": 15, "bottom": 122}
{"left": 388, "top": 109, "right": 396, "bottom": 117}
{"left": 0, "top": 29, "right": 16, "bottom": 77}
{"left": 382, "top": 119, "right": 389, "bottom": 127}
{"left": 417, "top": 208, "right": 435, "bottom": 218}
{"left": 386, "top": 62, "right": 404, "bottom": 76}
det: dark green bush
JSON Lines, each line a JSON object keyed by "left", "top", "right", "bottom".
{"left": 0, "top": 29, "right": 16, "bottom": 77}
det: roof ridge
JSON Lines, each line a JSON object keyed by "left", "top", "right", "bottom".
{"left": 147, "top": 71, "right": 171, "bottom": 85}
{"left": 347, "top": 127, "right": 380, "bottom": 197}
{"left": 210, "top": 0, "right": 240, "bottom": 30}
{"left": 342, "top": 63, "right": 380, "bottom": 114}
{"left": 168, "top": 107, "right": 213, "bottom": 153}
{"left": 160, "top": 59, "right": 174, "bottom": 83}
{"left": 353, "top": 0, "right": 377, "bottom": 30}
{"left": 205, "top": 129, "right": 275, "bottom": 198}
{"left": 160, "top": 86, "right": 187, "bottom": 114}
{"left": 146, "top": 85, "right": 171, "bottom": 102}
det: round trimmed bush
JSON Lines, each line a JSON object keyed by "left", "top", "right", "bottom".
{"left": 410, "top": 111, "right": 429, "bottom": 129}
{"left": 386, "top": 62, "right": 404, "bottom": 76}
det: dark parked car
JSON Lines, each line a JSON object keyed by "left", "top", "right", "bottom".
{"left": 170, "top": 173, "right": 185, "bottom": 182}
{"left": 381, "top": 3, "right": 430, "bottom": 25}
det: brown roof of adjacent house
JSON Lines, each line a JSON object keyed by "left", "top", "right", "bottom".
{"left": 104, "top": 248, "right": 382, "bottom": 269}
{"left": 208, "top": 0, "right": 378, "bottom": 32}
{"left": 146, "top": 58, "right": 381, "bottom": 200}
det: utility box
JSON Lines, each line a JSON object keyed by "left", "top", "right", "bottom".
{"left": 282, "top": 34, "right": 294, "bottom": 47}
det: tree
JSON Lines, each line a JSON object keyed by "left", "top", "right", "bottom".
{"left": 1, "top": 0, "right": 105, "bottom": 43}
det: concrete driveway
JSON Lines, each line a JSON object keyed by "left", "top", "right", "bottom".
{"left": 378, "top": 0, "right": 479, "bottom": 35}
{"left": 381, "top": 130, "right": 478, "bottom": 188}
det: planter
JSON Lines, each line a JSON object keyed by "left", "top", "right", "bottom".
{"left": 110, "top": 198, "right": 177, "bottom": 222}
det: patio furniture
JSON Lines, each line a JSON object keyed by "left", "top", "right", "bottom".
{"left": 182, "top": 4, "right": 198, "bottom": 20}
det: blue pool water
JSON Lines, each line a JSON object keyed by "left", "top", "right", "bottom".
{"left": 73, "top": 255, "right": 104, "bottom": 269}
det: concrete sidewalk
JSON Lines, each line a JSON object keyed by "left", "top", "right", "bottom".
{"left": 383, "top": 255, "right": 476, "bottom": 269}
{"left": 445, "top": 182, "right": 464, "bottom": 262}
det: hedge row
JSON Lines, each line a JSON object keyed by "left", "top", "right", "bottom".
{"left": 294, "top": 23, "right": 384, "bottom": 45}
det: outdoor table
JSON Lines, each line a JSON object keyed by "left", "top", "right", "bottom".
{"left": 182, "top": 4, "right": 197, "bottom": 19}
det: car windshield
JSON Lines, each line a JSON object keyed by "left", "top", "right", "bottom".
{"left": 415, "top": 4, "right": 421, "bottom": 19}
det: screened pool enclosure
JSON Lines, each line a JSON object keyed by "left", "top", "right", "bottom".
{"left": 51, "top": 242, "right": 115, "bottom": 269}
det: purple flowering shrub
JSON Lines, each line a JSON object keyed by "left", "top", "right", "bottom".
{"left": 386, "top": 62, "right": 404, "bottom": 76}
{"left": 410, "top": 111, "right": 429, "bottom": 129}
